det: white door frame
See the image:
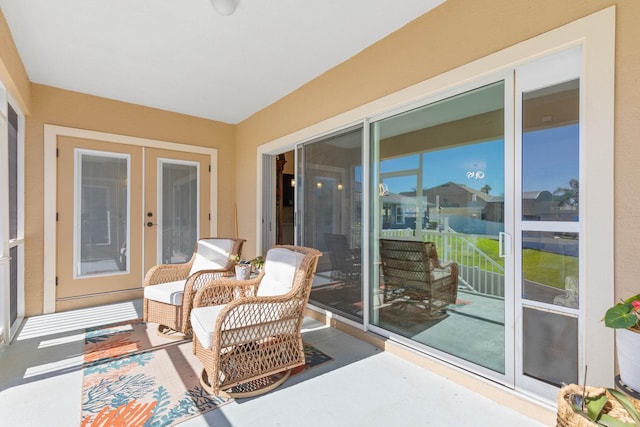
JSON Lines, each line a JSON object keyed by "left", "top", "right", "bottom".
{"left": 0, "top": 95, "right": 25, "bottom": 346}
{"left": 253, "top": 7, "right": 615, "bottom": 395}
{"left": 43, "top": 125, "right": 218, "bottom": 313}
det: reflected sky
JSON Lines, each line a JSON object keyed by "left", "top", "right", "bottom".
{"left": 523, "top": 124, "right": 579, "bottom": 193}
{"left": 381, "top": 139, "right": 504, "bottom": 195}
{"left": 379, "top": 122, "right": 578, "bottom": 197}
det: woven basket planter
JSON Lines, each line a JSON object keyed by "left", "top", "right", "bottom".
{"left": 557, "top": 384, "right": 640, "bottom": 426}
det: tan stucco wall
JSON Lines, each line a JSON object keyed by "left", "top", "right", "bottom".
{"left": 0, "top": 0, "right": 638, "bottom": 315}
{"left": 23, "top": 85, "right": 236, "bottom": 315}
{"left": 237, "top": 0, "right": 640, "bottom": 305}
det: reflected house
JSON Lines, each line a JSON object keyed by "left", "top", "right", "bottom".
{"left": 523, "top": 190, "right": 578, "bottom": 221}
{"left": 381, "top": 191, "right": 429, "bottom": 230}
{"left": 383, "top": 182, "right": 505, "bottom": 233}
{"left": 522, "top": 191, "right": 553, "bottom": 221}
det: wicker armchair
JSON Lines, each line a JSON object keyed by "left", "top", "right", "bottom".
{"left": 379, "top": 239, "right": 458, "bottom": 318}
{"left": 143, "top": 237, "right": 245, "bottom": 339}
{"left": 190, "top": 245, "right": 321, "bottom": 398}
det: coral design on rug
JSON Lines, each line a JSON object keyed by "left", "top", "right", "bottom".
{"left": 81, "top": 318, "right": 332, "bottom": 426}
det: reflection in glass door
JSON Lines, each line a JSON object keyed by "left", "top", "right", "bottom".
{"left": 370, "top": 81, "right": 511, "bottom": 376}
{"left": 298, "top": 128, "right": 364, "bottom": 323}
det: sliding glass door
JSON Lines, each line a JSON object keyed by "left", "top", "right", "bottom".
{"left": 365, "top": 48, "right": 582, "bottom": 399}
{"left": 370, "top": 80, "right": 512, "bottom": 378}
{"left": 297, "top": 127, "right": 364, "bottom": 322}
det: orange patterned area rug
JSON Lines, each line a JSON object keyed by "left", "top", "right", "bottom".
{"left": 81, "top": 319, "right": 332, "bottom": 427}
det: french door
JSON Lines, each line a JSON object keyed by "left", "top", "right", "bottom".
{"left": 55, "top": 136, "right": 210, "bottom": 301}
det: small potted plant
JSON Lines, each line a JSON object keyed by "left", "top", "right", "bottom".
{"left": 604, "top": 293, "right": 640, "bottom": 393}
{"left": 230, "top": 254, "right": 251, "bottom": 280}
{"left": 558, "top": 383, "right": 640, "bottom": 426}
{"left": 250, "top": 256, "right": 264, "bottom": 274}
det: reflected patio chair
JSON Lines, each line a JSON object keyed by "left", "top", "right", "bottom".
{"left": 379, "top": 239, "right": 458, "bottom": 318}
{"left": 323, "top": 233, "right": 360, "bottom": 284}
{"left": 190, "top": 245, "right": 321, "bottom": 398}
{"left": 143, "top": 237, "right": 245, "bottom": 339}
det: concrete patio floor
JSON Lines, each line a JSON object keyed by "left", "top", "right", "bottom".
{"left": 0, "top": 299, "right": 554, "bottom": 426}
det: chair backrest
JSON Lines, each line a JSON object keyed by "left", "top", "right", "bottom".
{"left": 189, "top": 237, "right": 245, "bottom": 276}
{"left": 379, "top": 239, "right": 438, "bottom": 288}
{"left": 257, "top": 245, "right": 321, "bottom": 297}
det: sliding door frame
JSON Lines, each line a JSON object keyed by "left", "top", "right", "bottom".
{"left": 255, "top": 8, "right": 615, "bottom": 394}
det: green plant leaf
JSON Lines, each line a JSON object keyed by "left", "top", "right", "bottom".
{"left": 608, "top": 388, "right": 640, "bottom": 426}
{"left": 572, "top": 403, "right": 599, "bottom": 422}
{"left": 598, "top": 413, "right": 634, "bottom": 427}
{"left": 587, "top": 395, "right": 610, "bottom": 420}
{"left": 623, "top": 294, "right": 640, "bottom": 305}
{"left": 604, "top": 304, "right": 638, "bottom": 329}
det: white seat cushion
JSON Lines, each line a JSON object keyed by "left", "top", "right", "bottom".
{"left": 257, "top": 248, "right": 305, "bottom": 297}
{"left": 191, "top": 304, "right": 226, "bottom": 350}
{"left": 189, "top": 238, "right": 235, "bottom": 276}
{"left": 144, "top": 280, "right": 185, "bottom": 306}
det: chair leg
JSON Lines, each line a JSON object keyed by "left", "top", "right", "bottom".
{"left": 156, "top": 324, "right": 191, "bottom": 340}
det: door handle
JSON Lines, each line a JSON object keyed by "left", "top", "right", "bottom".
{"left": 146, "top": 222, "right": 157, "bottom": 227}
{"left": 499, "top": 232, "right": 512, "bottom": 257}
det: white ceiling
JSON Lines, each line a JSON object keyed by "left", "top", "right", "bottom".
{"left": 0, "top": 0, "right": 445, "bottom": 124}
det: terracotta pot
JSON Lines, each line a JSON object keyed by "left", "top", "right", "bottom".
{"left": 617, "top": 327, "right": 640, "bottom": 392}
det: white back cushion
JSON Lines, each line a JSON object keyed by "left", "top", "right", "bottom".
{"left": 189, "top": 238, "right": 235, "bottom": 276}
{"left": 257, "top": 248, "right": 305, "bottom": 297}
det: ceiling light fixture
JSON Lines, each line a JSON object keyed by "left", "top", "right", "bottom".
{"left": 210, "top": 0, "right": 238, "bottom": 16}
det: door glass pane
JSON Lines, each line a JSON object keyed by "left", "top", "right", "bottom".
{"left": 522, "top": 80, "right": 579, "bottom": 222}
{"left": 522, "top": 231, "right": 579, "bottom": 308}
{"left": 302, "top": 128, "right": 363, "bottom": 322}
{"left": 77, "top": 152, "right": 129, "bottom": 277}
{"left": 8, "top": 105, "right": 19, "bottom": 328}
{"left": 160, "top": 161, "right": 198, "bottom": 264}
{"left": 9, "top": 246, "right": 17, "bottom": 325}
{"left": 371, "top": 81, "right": 506, "bottom": 373}
{"left": 8, "top": 105, "right": 17, "bottom": 240}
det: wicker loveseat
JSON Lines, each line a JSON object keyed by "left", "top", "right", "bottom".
{"left": 379, "top": 238, "right": 459, "bottom": 318}
{"left": 143, "top": 237, "right": 245, "bottom": 339}
{"left": 190, "top": 245, "right": 321, "bottom": 398}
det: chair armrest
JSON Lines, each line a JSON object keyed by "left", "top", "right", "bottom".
{"left": 434, "top": 261, "right": 458, "bottom": 278}
{"left": 182, "top": 268, "right": 230, "bottom": 303}
{"left": 144, "top": 262, "right": 191, "bottom": 286}
{"left": 192, "top": 276, "right": 262, "bottom": 308}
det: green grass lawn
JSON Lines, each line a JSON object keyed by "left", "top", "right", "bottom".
{"left": 451, "top": 236, "right": 578, "bottom": 290}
